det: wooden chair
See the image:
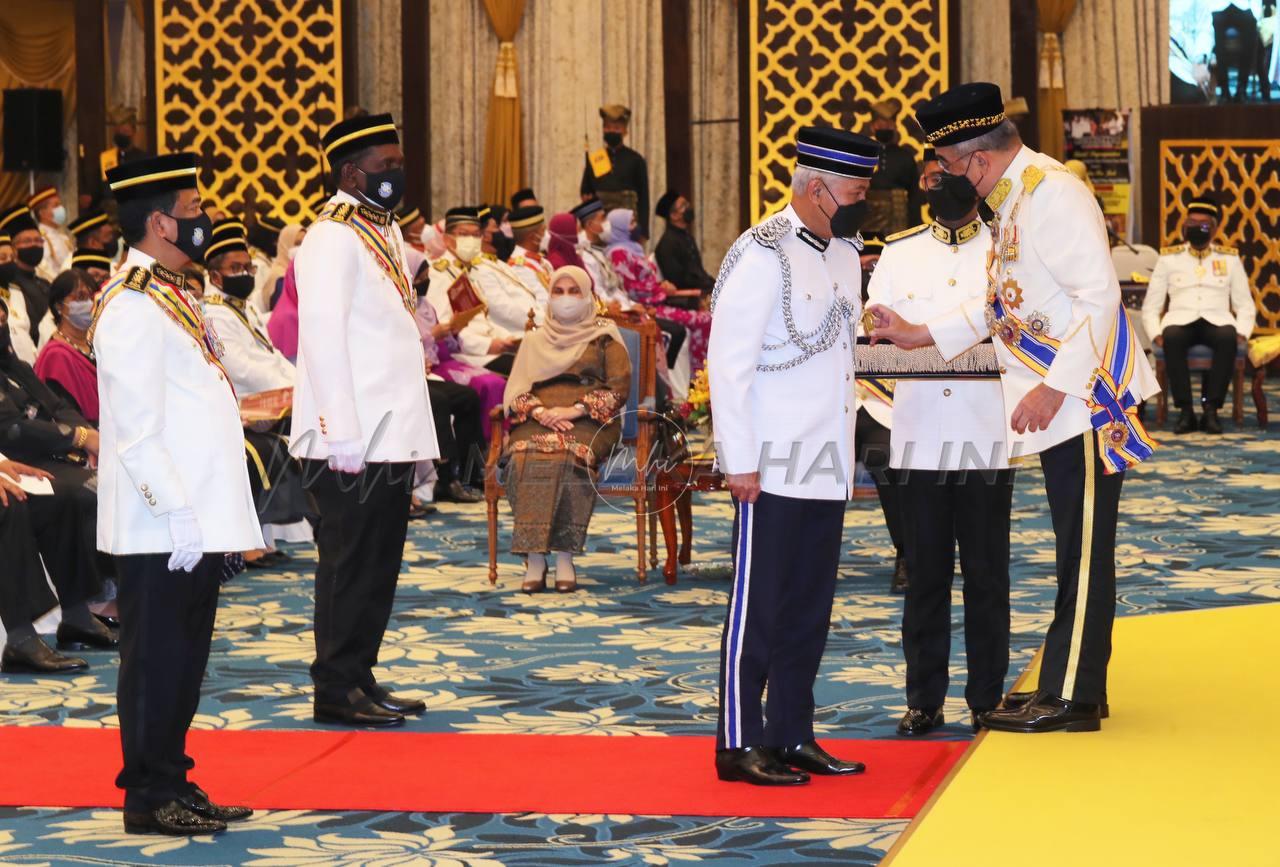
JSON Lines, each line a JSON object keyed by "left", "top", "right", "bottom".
{"left": 1152, "top": 343, "right": 1268, "bottom": 429}
{"left": 485, "top": 312, "right": 661, "bottom": 584}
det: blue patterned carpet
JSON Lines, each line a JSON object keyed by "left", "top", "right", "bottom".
{"left": 1, "top": 402, "right": 1278, "bottom": 865}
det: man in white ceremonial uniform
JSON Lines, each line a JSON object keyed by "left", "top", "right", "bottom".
{"left": 292, "top": 113, "right": 439, "bottom": 728}
{"left": 709, "top": 126, "right": 879, "bottom": 787}
{"left": 475, "top": 205, "right": 545, "bottom": 335}
{"left": 505, "top": 205, "right": 553, "bottom": 319}
{"left": 1141, "top": 195, "right": 1254, "bottom": 435}
{"left": 0, "top": 235, "right": 38, "bottom": 365}
{"left": 426, "top": 207, "right": 520, "bottom": 373}
{"left": 93, "top": 153, "right": 262, "bottom": 835}
{"left": 868, "top": 161, "right": 1013, "bottom": 737}
{"left": 870, "top": 83, "right": 1159, "bottom": 733}
{"left": 29, "top": 186, "right": 74, "bottom": 284}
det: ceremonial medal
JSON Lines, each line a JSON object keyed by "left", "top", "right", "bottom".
{"left": 1212, "top": 259, "right": 1227, "bottom": 277}
{"left": 1195, "top": 265, "right": 1205, "bottom": 278}
{"left": 1001, "top": 277, "right": 1024, "bottom": 310}
{"left": 860, "top": 308, "right": 877, "bottom": 335}
{"left": 1000, "top": 225, "right": 1019, "bottom": 263}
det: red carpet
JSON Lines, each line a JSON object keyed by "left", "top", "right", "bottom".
{"left": 0, "top": 728, "right": 965, "bottom": 818}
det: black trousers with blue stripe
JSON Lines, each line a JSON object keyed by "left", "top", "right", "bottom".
{"left": 716, "top": 491, "right": 846, "bottom": 751}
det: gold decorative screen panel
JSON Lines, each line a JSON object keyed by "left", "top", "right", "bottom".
{"left": 1159, "top": 140, "right": 1280, "bottom": 331}
{"left": 746, "top": 0, "right": 949, "bottom": 222}
{"left": 153, "top": 0, "right": 344, "bottom": 222}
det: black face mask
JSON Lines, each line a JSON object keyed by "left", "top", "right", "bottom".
{"left": 356, "top": 166, "right": 406, "bottom": 211}
{"left": 680, "top": 206, "right": 695, "bottom": 224}
{"left": 16, "top": 246, "right": 44, "bottom": 269}
{"left": 493, "top": 233, "right": 517, "bottom": 261}
{"left": 818, "top": 181, "right": 868, "bottom": 239}
{"left": 163, "top": 211, "right": 214, "bottom": 264}
{"left": 1185, "top": 224, "right": 1212, "bottom": 249}
{"left": 114, "top": 132, "right": 133, "bottom": 150}
{"left": 604, "top": 131, "right": 623, "bottom": 148}
{"left": 0, "top": 260, "right": 18, "bottom": 286}
{"left": 219, "top": 273, "right": 255, "bottom": 300}
{"left": 926, "top": 173, "right": 980, "bottom": 222}
{"left": 0, "top": 321, "right": 10, "bottom": 358}
{"left": 874, "top": 128, "right": 897, "bottom": 145}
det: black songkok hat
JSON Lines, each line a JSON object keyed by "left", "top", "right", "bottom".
{"left": 510, "top": 188, "right": 536, "bottom": 208}
{"left": 68, "top": 210, "right": 111, "bottom": 237}
{"left": 914, "top": 82, "right": 1007, "bottom": 147}
{"left": 859, "top": 233, "right": 886, "bottom": 256}
{"left": 397, "top": 205, "right": 423, "bottom": 228}
{"left": 508, "top": 205, "right": 546, "bottom": 231}
{"left": 655, "top": 190, "right": 681, "bottom": 220}
{"left": 204, "top": 218, "right": 248, "bottom": 260}
{"left": 445, "top": 207, "right": 480, "bottom": 228}
{"left": 107, "top": 152, "right": 200, "bottom": 203}
{"left": 321, "top": 112, "right": 400, "bottom": 164}
{"left": 1185, "top": 194, "right": 1220, "bottom": 221}
{"left": 0, "top": 205, "right": 37, "bottom": 236}
{"left": 71, "top": 249, "right": 114, "bottom": 270}
{"left": 570, "top": 198, "right": 603, "bottom": 222}
{"left": 795, "top": 127, "right": 881, "bottom": 179}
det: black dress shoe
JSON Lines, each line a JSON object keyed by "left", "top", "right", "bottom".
{"left": 179, "top": 785, "right": 253, "bottom": 822}
{"left": 981, "top": 694, "right": 1102, "bottom": 733}
{"left": 715, "top": 746, "right": 810, "bottom": 786}
{"left": 94, "top": 613, "right": 121, "bottom": 629}
{"left": 1174, "top": 408, "right": 1198, "bottom": 434}
{"left": 2, "top": 636, "right": 88, "bottom": 673}
{"left": 314, "top": 691, "right": 406, "bottom": 727}
{"left": 56, "top": 619, "right": 119, "bottom": 651}
{"left": 1003, "top": 689, "right": 1109, "bottom": 719}
{"left": 435, "top": 480, "right": 484, "bottom": 504}
{"left": 123, "top": 801, "right": 226, "bottom": 835}
{"left": 970, "top": 708, "right": 995, "bottom": 732}
{"left": 890, "top": 554, "right": 909, "bottom": 594}
{"left": 896, "top": 707, "right": 944, "bottom": 736}
{"left": 771, "top": 740, "right": 865, "bottom": 776}
{"left": 364, "top": 685, "right": 426, "bottom": 716}
{"left": 1201, "top": 406, "right": 1223, "bottom": 434}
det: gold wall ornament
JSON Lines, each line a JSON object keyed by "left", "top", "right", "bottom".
{"left": 1159, "top": 139, "right": 1280, "bottom": 332}
{"left": 745, "top": 0, "right": 950, "bottom": 223}
{"left": 153, "top": 0, "right": 345, "bottom": 224}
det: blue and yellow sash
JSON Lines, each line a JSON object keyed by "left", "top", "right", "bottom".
{"left": 207, "top": 294, "right": 273, "bottom": 351}
{"left": 860, "top": 376, "right": 895, "bottom": 407}
{"left": 320, "top": 202, "right": 415, "bottom": 315}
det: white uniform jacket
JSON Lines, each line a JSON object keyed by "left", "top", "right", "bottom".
{"left": 476, "top": 253, "right": 545, "bottom": 333}
{"left": 290, "top": 191, "right": 439, "bottom": 464}
{"left": 202, "top": 293, "right": 296, "bottom": 396}
{"left": 1142, "top": 243, "right": 1255, "bottom": 339}
{"left": 926, "top": 146, "right": 1159, "bottom": 458}
{"left": 1, "top": 285, "right": 38, "bottom": 365}
{"left": 425, "top": 253, "right": 519, "bottom": 368}
{"left": 708, "top": 205, "right": 860, "bottom": 500}
{"left": 868, "top": 220, "right": 1009, "bottom": 471}
{"left": 92, "top": 247, "right": 263, "bottom": 554}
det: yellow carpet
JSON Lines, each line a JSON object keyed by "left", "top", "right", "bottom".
{"left": 884, "top": 603, "right": 1280, "bottom": 867}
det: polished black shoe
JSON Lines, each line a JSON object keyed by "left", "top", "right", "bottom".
{"left": 123, "top": 801, "right": 226, "bottom": 835}
{"left": 94, "top": 612, "right": 121, "bottom": 630}
{"left": 715, "top": 746, "right": 810, "bottom": 786}
{"left": 896, "top": 707, "right": 944, "bottom": 736}
{"left": 890, "top": 554, "right": 909, "bottom": 594}
{"left": 435, "top": 480, "right": 484, "bottom": 504}
{"left": 970, "top": 708, "right": 995, "bottom": 732}
{"left": 314, "top": 690, "right": 406, "bottom": 727}
{"left": 56, "top": 619, "right": 119, "bottom": 651}
{"left": 179, "top": 785, "right": 253, "bottom": 822}
{"left": 1173, "top": 408, "right": 1198, "bottom": 435}
{"left": 981, "top": 694, "right": 1102, "bottom": 733}
{"left": 1200, "top": 406, "right": 1223, "bottom": 434}
{"left": 364, "top": 685, "right": 426, "bottom": 716}
{"left": 2, "top": 636, "right": 88, "bottom": 674}
{"left": 771, "top": 740, "right": 865, "bottom": 776}
{"left": 1003, "top": 689, "right": 1109, "bottom": 719}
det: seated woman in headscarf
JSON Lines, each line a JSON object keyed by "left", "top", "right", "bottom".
{"left": 502, "top": 265, "right": 631, "bottom": 593}
{"left": 33, "top": 269, "right": 99, "bottom": 425}
{"left": 605, "top": 208, "right": 711, "bottom": 372}
{"left": 254, "top": 223, "right": 305, "bottom": 315}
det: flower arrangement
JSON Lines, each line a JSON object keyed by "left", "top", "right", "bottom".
{"left": 678, "top": 367, "right": 711, "bottom": 428}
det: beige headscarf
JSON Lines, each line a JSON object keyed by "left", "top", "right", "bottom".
{"left": 256, "top": 224, "right": 305, "bottom": 311}
{"left": 503, "top": 265, "right": 624, "bottom": 410}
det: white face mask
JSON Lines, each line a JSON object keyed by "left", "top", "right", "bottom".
{"left": 455, "top": 235, "right": 482, "bottom": 262}
{"left": 550, "top": 293, "right": 592, "bottom": 324}
{"left": 50, "top": 205, "right": 67, "bottom": 226}
{"left": 538, "top": 231, "right": 550, "bottom": 253}
{"left": 599, "top": 222, "right": 614, "bottom": 244}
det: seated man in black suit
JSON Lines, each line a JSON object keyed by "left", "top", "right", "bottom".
{"left": 0, "top": 296, "right": 116, "bottom": 657}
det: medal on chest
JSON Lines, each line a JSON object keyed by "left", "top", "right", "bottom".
{"left": 1000, "top": 224, "right": 1019, "bottom": 263}
{"left": 1212, "top": 259, "right": 1227, "bottom": 277}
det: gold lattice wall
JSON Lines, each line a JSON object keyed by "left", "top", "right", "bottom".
{"left": 153, "top": 0, "right": 344, "bottom": 222}
{"left": 746, "top": 0, "right": 949, "bottom": 222}
{"left": 1159, "top": 140, "right": 1280, "bottom": 331}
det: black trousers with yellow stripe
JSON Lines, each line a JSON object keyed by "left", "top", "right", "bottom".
{"left": 1035, "top": 432, "right": 1123, "bottom": 705}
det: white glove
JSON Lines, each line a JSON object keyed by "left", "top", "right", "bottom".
{"left": 326, "top": 439, "right": 366, "bottom": 474}
{"left": 167, "top": 507, "right": 203, "bottom": 573}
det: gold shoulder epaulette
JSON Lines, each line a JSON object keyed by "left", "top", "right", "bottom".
{"left": 886, "top": 223, "right": 929, "bottom": 243}
{"left": 323, "top": 202, "right": 355, "bottom": 223}
{"left": 123, "top": 266, "right": 150, "bottom": 291}
{"left": 1213, "top": 244, "right": 1238, "bottom": 256}
{"left": 1160, "top": 243, "right": 1187, "bottom": 255}
{"left": 431, "top": 258, "right": 451, "bottom": 271}
{"left": 1022, "top": 165, "right": 1046, "bottom": 194}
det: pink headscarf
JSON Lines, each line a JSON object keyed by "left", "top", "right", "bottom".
{"left": 546, "top": 212, "right": 585, "bottom": 271}
{"left": 266, "top": 261, "right": 299, "bottom": 360}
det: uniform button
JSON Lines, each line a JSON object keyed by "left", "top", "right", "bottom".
{"left": 845, "top": 373, "right": 850, "bottom": 381}
{"left": 951, "top": 247, "right": 958, "bottom": 254}
{"left": 907, "top": 293, "right": 915, "bottom": 300}
{"left": 832, "top": 283, "right": 838, "bottom": 290}
{"left": 806, "top": 293, "right": 812, "bottom": 300}
{"left": 947, "top": 278, "right": 957, "bottom": 286}
{"left": 842, "top": 342, "right": 847, "bottom": 349}
{"left": 844, "top": 406, "right": 849, "bottom": 414}
{"left": 943, "top": 388, "right": 952, "bottom": 397}
{"left": 999, "top": 366, "right": 1008, "bottom": 374}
